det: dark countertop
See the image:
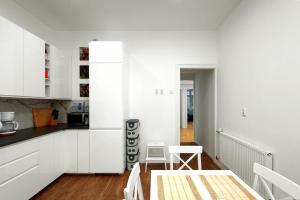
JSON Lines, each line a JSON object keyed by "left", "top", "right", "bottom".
{"left": 0, "top": 124, "right": 89, "bottom": 148}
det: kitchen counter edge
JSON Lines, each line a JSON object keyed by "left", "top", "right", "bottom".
{"left": 0, "top": 124, "right": 89, "bottom": 148}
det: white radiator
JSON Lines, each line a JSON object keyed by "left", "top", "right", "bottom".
{"left": 217, "top": 130, "right": 273, "bottom": 194}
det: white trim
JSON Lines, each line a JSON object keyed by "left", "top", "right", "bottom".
{"left": 176, "top": 64, "right": 217, "bottom": 162}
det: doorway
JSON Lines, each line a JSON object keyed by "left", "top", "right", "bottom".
{"left": 180, "top": 80, "right": 194, "bottom": 143}
{"left": 177, "top": 65, "right": 217, "bottom": 160}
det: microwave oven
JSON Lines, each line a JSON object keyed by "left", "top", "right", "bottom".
{"left": 67, "top": 113, "right": 89, "bottom": 126}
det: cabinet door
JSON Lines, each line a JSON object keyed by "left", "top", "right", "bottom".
{"left": 0, "top": 166, "right": 39, "bottom": 200}
{"left": 49, "top": 46, "right": 61, "bottom": 98}
{"left": 50, "top": 46, "right": 71, "bottom": 99}
{"left": 23, "top": 30, "right": 45, "bottom": 97}
{"left": 38, "top": 135, "right": 54, "bottom": 190}
{"left": 63, "top": 130, "right": 78, "bottom": 173}
{"left": 53, "top": 132, "right": 64, "bottom": 179}
{"left": 78, "top": 130, "right": 90, "bottom": 173}
{"left": 62, "top": 56, "right": 72, "bottom": 99}
{"left": 0, "top": 16, "right": 23, "bottom": 96}
{"left": 90, "top": 130, "right": 125, "bottom": 173}
{"left": 90, "top": 63, "right": 123, "bottom": 129}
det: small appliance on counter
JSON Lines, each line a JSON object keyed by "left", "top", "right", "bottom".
{"left": 67, "top": 112, "right": 89, "bottom": 126}
{"left": 0, "top": 112, "right": 19, "bottom": 136}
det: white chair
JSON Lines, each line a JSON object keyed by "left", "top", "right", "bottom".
{"left": 124, "top": 163, "right": 144, "bottom": 200}
{"left": 253, "top": 163, "right": 300, "bottom": 200}
{"left": 168, "top": 145, "right": 202, "bottom": 170}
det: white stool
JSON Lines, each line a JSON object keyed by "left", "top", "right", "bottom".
{"left": 145, "top": 142, "right": 167, "bottom": 172}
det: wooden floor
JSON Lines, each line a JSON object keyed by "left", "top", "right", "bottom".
{"left": 180, "top": 122, "right": 194, "bottom": 143}
{"left": 31, "top": 150, "right": 219, "bottom": 200}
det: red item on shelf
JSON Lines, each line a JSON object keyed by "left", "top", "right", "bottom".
{"left": 45, "top": 68, "right": 49, "bottom": 79}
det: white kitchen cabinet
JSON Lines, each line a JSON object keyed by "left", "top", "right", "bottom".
{"left": 50, "top": 46, "right": 71, "bottom": 99}
{"left": 89, "top": 63, "right": 123, "bottom": 129}
{"left": 90, "top": 130, "right": 125, "bottom": 173}
{"left": 0, "top": 139, "right": 40, "bottom": 200}
{"left": 38, "top": 134, "right": 55, "bottom": 189}
{"left": 53, "top": 132, "right": 64, "bottom": 178}
{"left": 0, "top": 166, "right": 40, "bottom": 200}
{"left": 38, "top": 132, "right": 64, "bottom": 190}
{"left": 63, "top": 130, "right": 78, "bottom": 173}
{"left": 77, "top": 130, "right": 90, "bottom": 173}
{"left": 23, "top": 30, "right": 45, "bottom": 97}
{"left": 0, "top": 16, "right": 23, "bottom": 96}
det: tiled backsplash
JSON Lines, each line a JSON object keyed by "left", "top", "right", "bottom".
{"left": 0, "top": 98, "right": 71, "bottom": 129}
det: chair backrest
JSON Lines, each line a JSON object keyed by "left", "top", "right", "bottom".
{"left": 124, "top": 163, "right": 144, "bottom": 200}
{"left": 253, "top": 163, "right": 300, "bottom": 200}
{"left": 168, "top": 146, "right": 202, "bottom": 170}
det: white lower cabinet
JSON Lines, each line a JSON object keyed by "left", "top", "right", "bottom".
{"left": 38, "top": 132, "right": 64, "bottom": 190}
{"left": 0, "top": 166, "right": 40, "bottom": 200}
{"left": 0, "top": 129, "right": 91, "bottom": 199}
{"left": 53, "top": 132, "right": 64, "bottom": 178}
{"left": 0, "top": 140, "right": 40, "bottom": 200}
{"left": 90, "top": 130, "right": 125, "bottom": 173}
{"left": 63, "top": 130, "right": 78, "bottom": 173}
{"left": 77, "top": 130, "right": 90, "bottom": 173}
{"left": 38, "top": 134, "right": 54, "bottom": 190}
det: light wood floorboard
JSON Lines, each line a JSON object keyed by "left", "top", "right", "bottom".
{"left": 180, "top": 122, "right": 194, "bottom": 143}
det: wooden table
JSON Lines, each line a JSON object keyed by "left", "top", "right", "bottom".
{"left": 150, "top": 170, "right": 264, "bottom": 200}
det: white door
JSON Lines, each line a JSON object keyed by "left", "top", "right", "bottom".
{"left": 78, "top": 130, "right": 90, "bottom": 173}
{"left": 23, "top": 30, "right": 45, "bottom": 97}
{"left": 0, "top": 16, "right": 23, "bottom": 96}
{"left": 63, "top": 130, "right": 78, "bottom": 173}
{"left": 89, "top": 63, "right": 123, "bottom": 129}
{"left": 90, "top": 130, "right": 125, "bottom": 173}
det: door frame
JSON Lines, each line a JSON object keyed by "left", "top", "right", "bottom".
{"left": 175, "top": 64, "right": 218, "bottom": 161}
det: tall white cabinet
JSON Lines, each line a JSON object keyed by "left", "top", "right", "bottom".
{"left": 0, "top": 16, "right": 23, "bottom": 96}
{"left": 89, "top": 41, "right": 127, "bottom": 174}
{"left": 23, "top": 30, "right": 45, "bottom": 97}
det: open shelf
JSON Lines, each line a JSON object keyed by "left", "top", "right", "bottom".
{"left": 45, "top": 43, "right": 50, "bottom": 97}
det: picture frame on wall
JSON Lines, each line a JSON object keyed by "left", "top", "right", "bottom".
{"left": 80, "top": 47, "right": 89, "bottom": 61}
{"left": 80, "top": 65, "right": 89, "bottom": 79}
{"left": 80, "top": 84, "right": 89, "bottom": 97}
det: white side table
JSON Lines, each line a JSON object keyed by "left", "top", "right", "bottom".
{"left": 145, "top": 142, "right": 167, "bottom": 172}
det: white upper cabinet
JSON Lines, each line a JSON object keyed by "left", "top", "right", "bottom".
{"left": 50, "top": 46, "right": 71, "bottom": 99}
{"left": 23, "top": 30, "right": 45, "bottom": 97}
{"left": 0, "top": 16, "right": 23, "bottom": 96}
{"left": 0, "top": 16, "right": 71, "bottom": 99}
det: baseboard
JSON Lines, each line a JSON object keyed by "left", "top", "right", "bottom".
{"left": 202, "top": 149, "right": 226, "bottom": 170}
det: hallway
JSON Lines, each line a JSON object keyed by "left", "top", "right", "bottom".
{"left": 180, "top": 122, "right": 194, "bottom": 143}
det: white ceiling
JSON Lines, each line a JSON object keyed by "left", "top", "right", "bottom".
{"left": 13, "top": 0, "right": 241, "bottom": 31}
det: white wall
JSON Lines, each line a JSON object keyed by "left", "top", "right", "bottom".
{"left": 55, "top": 31, "right": 217, "bottom": 161}
{"left": 218, "top": 0, "right": 300, "bottom": 197}
{"left": 194, "top": 70, "right": 215, "bottom": 158}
